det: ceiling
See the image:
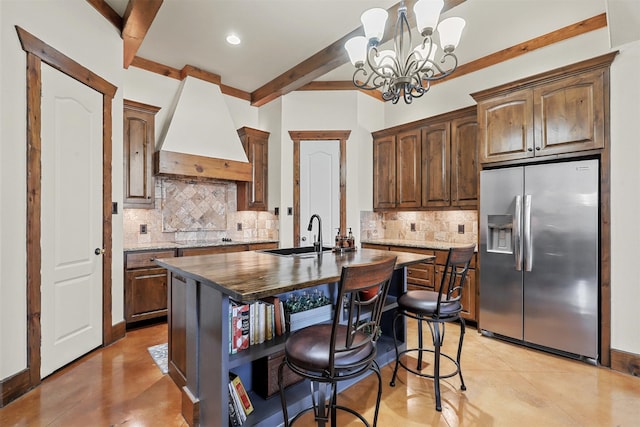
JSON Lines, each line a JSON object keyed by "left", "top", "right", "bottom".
{"left": 103, "top": 0, "right": 607, "bottom": 101}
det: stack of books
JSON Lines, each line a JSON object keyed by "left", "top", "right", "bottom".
{"left": 228, "top": 372, "right": 253, "bottom": 426}
{"left": 229, "top": 297, "right": 285, "bottom": 354}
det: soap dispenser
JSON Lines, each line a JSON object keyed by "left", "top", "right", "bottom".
{"left": 347, "top": 227, "right": 354, "bottom": 248}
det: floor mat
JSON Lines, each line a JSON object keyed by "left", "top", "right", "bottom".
{"left": 147, "top": 343, "right": 168, "bottom": 374}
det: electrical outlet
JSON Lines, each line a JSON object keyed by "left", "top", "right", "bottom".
{"left": 410, "top": 223, "right": 416, "bottom": 232}
{"left": 237, "top": 223, "right": 242, "bottom": 231}
{"left": 287, "top": 207, "right": 293, "bottom": 215}
{"left": 458, "top": 224, "right": 464, "bottom": 234}
{"left": 274, "top": 207, "right": 279, "bottom": 216}
{"left": 140, "top": 224, "right": 147, "bottom": 234}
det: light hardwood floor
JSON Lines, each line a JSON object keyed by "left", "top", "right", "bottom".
{"left": 1, "top": 320, "right": 639, "bottom": 426}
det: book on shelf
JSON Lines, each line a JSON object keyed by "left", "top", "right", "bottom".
{"left": 228, "top": 379, "right": 246, "bottom": 424}
{"left": 228, "top": 386, "right": 242, "bottom": 426}
{"left": 230, "top": 371, "right": 254, "bottom": 417}
{"left": 265, "top": 302, "right": 274, "bottom": 341}
{"left": 249, "top": 302, "right": 256, "bottom": 346}
{"left": 238, "top": 303, "right": 250, "bottom": 351}
{"left": 261, "top": 296, "right": 283, "bottom": 336}
{"left": 257, "top": 301, "right": 266, "bottom": 344}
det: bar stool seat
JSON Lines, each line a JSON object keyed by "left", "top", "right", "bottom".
{"left": 390, "top": 245, "right": 475, "bottom": 412}
{"left": 278, "top": 256, "right": 397, "bottom": 427}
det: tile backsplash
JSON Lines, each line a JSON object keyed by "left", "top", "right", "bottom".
{"left": 124, "top": 178, "right": 278, "bottom": 246}
{"left": 360, "top": 210, "right": 477, "bottom": 244}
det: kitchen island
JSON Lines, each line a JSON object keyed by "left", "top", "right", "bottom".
{"left": 155, "top": 248, "right": 434, "bottom": 427}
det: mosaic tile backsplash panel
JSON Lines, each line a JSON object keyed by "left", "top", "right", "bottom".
{"left": 123, "top": 178, "right": 278, "bottom": 246}
{"left": 360, "top": 210, "right": 478, "bottom": 245}
{"left": 161, "top": 180, "right": 229, "bottom": 231}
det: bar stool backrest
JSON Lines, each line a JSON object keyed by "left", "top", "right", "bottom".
{"left": 328, "top": 256, "right": 397, "bottom": 375}
{"left": 436, "top": 245, "right": 475, "bottom": 317}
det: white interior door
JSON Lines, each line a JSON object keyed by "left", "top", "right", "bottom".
{"left": 40, "top": 63, "right": 103, "bottom": 378}
{"left": 299, "top": 140, "right": 340, "bottom": 247}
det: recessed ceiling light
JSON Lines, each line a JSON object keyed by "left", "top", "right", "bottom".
{"left": 226, "top": 34, "right": 241, "bottom": 45}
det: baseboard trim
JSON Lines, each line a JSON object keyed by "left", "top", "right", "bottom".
{"left": 0, "top": 368, "right": 32, "bottom": 407}
{"left": 610, "top": 348, "right": 640, "bottom": 377}
{"left": 181, "top": 385, "right": 200, "bottom": 426}
{"left": 107, "top": 321, "right": 126, "bottom": 345}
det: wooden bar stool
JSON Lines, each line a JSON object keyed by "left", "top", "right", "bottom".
{"left": 390, "top": 245, "right": 475, "bottom": 411}
{"left": 278, "top": 256, "right": 397, "bottom": 427}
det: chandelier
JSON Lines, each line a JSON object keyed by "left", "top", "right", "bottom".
{"left": 345, "top": 0, "right": 465, "bottom": 104}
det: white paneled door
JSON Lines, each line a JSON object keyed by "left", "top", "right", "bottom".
{"left": 40, "top": 63, "right": 103, "bottom": 378}
{"left": 299, "top": 140, "right": 340, "bottom": 246}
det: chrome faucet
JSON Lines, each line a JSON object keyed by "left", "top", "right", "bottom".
{"left": 307, "top": 214, "right": 323, "bottom": 254}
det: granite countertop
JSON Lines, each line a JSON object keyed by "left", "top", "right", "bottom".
{"left": 361, "top": 239, "right": 477, "bottom": 251}
{"left": 124, "top": 239, "right": 279, "bottom": 252}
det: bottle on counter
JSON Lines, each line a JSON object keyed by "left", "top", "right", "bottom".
{"left": 335, "top": 228, "right": 341, "bottom": 249}
{"left": 347, "top": 228, "right": 354, "bottom": 248}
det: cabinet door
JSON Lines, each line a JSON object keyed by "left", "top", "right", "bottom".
{"left": 477, "top": 89, "right": 534, "bottom": 163}
{"left": 396, "top": 129, "right": 422, "bottom": 208}
{"left": 422, "top": 122, "right": 451, "bottom": 207}
{"left": 237, "top": 127, "right": 269, "bottom": 211}
{"left": 534, "top": 68, "right": 605, "bottom": 156}
{"left": 123, "top": 100, "right": 159, "bottom": 208}
{"left": 125, "top": 267, "right": 168, "bottom": 323}
{"left": 451, "top": 114, "right": 478, "bottom": 208}
{"left": 373, "top": 135, "right": 397, "bottom": 209}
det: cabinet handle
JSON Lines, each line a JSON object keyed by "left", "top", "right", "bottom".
{"left": 535, "top": 146, "right": 541, "bottom": 151}
{"left": 149, "top": 257, "right": 155, "bottom": 261}
{"left": 527, "top": 148, "right": 533, "bottom": 152}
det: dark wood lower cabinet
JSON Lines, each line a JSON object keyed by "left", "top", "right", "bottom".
{"left": 362, "top": 243, "right": 477, "bottom": 322}
{"left": 125, "top": 267, "right": 168, "bottom": 323}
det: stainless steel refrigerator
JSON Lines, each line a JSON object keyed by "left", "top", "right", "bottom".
{"left": 479, "top": 159, "right": 599, "bottom": 360}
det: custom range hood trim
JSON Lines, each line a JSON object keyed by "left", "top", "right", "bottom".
{"left": 154, "top": 150, "right": 252, "bottom": 182}
{"left": 154, "top": 74, "right": 252, "bottom": 181}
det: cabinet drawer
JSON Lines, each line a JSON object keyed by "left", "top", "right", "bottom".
{"left": 126, "top": 250, "right": 176, "bottom": 269}
{"left": 407, "top": 267, "right": 431, "bottom": 281}
{"left": 435, "top": 249, "right": 477, "bottom": 268}
{"left": 179, "top": 245, "right": 247, "bottom": 256}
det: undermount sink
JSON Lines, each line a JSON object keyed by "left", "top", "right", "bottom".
{"left": 261, "top": 246, "right": 333, "bottom": 256}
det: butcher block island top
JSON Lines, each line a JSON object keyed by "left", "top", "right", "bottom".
{"left": 155, "top": 247, "right": 434, "bottom": 302}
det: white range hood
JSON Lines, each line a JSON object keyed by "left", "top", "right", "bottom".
{"left": 154, "top": 76, "right": 252, "bottom": 181}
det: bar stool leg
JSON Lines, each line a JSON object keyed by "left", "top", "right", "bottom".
{"left": 457, "top": 318, "right": 467, "bottom": 391}
{"left": 432, "top": 321, "right": 443, "bottom": 411}
{"left": 417, "top": 315, "right": 424, "bottom": 371}
{"left": 278, "top": 362, "right": 291, "bottom": 427}
{"left": 390, "top": 312, "right": 401, "bottom": 387}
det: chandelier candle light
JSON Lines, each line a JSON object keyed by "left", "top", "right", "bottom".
{"left": 345, "top": 0, "right": 465, "bottom": 104}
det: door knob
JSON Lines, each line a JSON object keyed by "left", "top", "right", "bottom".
{"left": 95, "top": 248, "right": 105, "bottom": 255}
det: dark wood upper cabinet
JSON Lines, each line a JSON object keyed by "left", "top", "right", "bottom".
{"left": 421, "top": 122, "right": 450, "bottom": 207}
{"left": 396, "top": 129, "right": 422, "bottom": 208}
{"left": 373, "top": 134, "right": 397, "bottom": 209}
{"left": 237, "top": 127, "right": 270, "bottom": 211}
{"left": 451, "top": 114, "right": 479, "bottom": 207}
{"left": 372, "top": 106, "right": 478, "bottom": 211}
{"left": 123, "top": 99, "right": 160, "bottom": 209}
{"left": 473, "top": 53, "right": 615, "bottom": 164}
{"left": 534, "top": 69, "right": 605, "bottom": 156}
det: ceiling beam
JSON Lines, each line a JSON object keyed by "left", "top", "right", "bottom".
{"left": 250, "top": 0, "right": 466, "bottom": 107}
{"left": 122, "top": 0, "right": 163, "bottom": 68}
{"left": 86, "top": 0, "right": 123, "bottom": 31}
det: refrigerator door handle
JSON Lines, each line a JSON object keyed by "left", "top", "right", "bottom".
{"left": 524, "top": 194, "right": 533, "bottom": 271}
{"left": 514, "top": 195, "right": 523, "bottom": 271}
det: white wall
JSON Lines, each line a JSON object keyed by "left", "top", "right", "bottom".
{"left": 274, "top": 91, "right": 384, "bottom": 247}
{"left": 0, "top": 0, "right": 124, "bottom": 378}
{"left": 610, "top": 40, "right": 640, "bottom": 354}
